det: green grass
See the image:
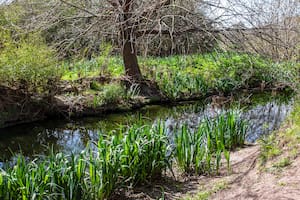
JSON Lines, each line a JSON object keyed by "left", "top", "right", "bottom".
{"left": 141, "top": 53, "right": 299, "bottom": 98}
{"left": 0, "top": 121, "right": 170, "bottom": 200}
{"left": 259, "top": 98, "right": 300, "bottom": 167}
{"left": 61, "top": 52, "right": 299, "bottom": 100}
{"left": 272, "top": 157, "right": 291, "bottom": 169}
{"left": 184, "top": 180, "right": 228, "bottom": 200}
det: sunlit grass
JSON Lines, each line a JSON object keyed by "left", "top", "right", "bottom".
{"left": 61, "top": 52, "right": 299, "bottom": 100}
{"left": 259, "top": 98, "right": 300, "bottom": 168}
{"left": 0, "top": 121, "right": 171, "bottom": 200}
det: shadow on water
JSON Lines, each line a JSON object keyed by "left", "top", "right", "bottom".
{"left": 0, "top": 92, "right": 294, "bottom": 163}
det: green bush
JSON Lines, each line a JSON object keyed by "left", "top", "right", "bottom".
{"left": 0, "top": 32, "right": 60, "bottom": 93}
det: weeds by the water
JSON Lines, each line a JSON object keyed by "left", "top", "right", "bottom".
{"left": 259, "top": 99, "right": 300, "bottom": 168}
{"left": 61, "top": 52, "right": 299, "bottom": 101}
{"left": 0, "top": 122, "right": 170, "bottom": 200}
{"left": 174, "top": 110, "right": 247, "bottom": 174}
{"left": 0, "top": 111, "right": 248, "bottom": 199}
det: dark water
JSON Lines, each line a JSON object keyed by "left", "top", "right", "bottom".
{"left": 0, "top": 92, "right": 294, "bottom": 164}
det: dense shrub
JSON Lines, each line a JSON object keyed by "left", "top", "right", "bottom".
{"left": 0, "top": 5, "right": 60, "bottom": 94}
{"left": 0, "top": 32, "right": 60, "bottom": 93}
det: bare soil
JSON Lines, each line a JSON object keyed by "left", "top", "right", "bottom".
{"left": 111, "top": 144, "right": 300, "bottom": 200}
{"left": 212, "top": 149, "right": 300, "bottom": 200}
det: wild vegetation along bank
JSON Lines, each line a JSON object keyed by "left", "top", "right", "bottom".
{"left": 1, "top": 0, "right": 299, "bottom": 128}
{"left": 209, "top": 98, "right": 300, "bottom": 200}
{"left": 1, "top": 51, "right": 299, "bottom": 128}
{"left": 0, "top": 110, "right": 247, "bottom": 199}
{"left": 0, "top": 95, "right": 298, "bottom": 200}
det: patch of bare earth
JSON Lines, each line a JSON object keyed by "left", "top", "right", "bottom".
{"left": 212, "top": 146, "right": 300, "bottom": 200}
{"left": 111, "top": 143, "right": 300, "bottom": 200}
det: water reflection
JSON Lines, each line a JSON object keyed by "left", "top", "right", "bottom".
{"left": 0, "top": 92, "right": 294, "bottom": 161}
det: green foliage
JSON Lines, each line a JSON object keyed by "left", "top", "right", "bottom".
{"left": 90, "top": 81, "right": 102, "bottom": 91}
{"left": 259, "top": 134, "right": 281, "bottom": 165}
{"left": 142, "top": 52, "right": 299, "bottom": 97}
{"left": 184, "top": 180, "right": 228, "bottom": 200}
{"left": 0, "top": 31, "right": 59, "bottom": 93}
{"left": 87, "top": 82, "right": 141, "bottom": 108}
{"left": 60, "top": 51, "right": 298, "bottom": 100}
{"left": 61, "top": 45, "right": 123, "bottom": 81}
{"left": 0, "top": 5, "right": 60, "bottom": 93}
{"left": 174, "top": 110, "right": 247, "bottom": 174}
{"left": 0, "top": 4, "right": 23, "bottom": 26}
{"left": 259, "top": 98, "right": 300, "bottom": 166}
{"left": 112, "top": 122, "right": 170, "bottom": 184}
{"left": 89, "top": 82, "right": 143, "bottom": 107}
{"left": 90, "top": 83, "right": 126, "bottom": 107}
{"left": 0, "top": 122, "right": 170, "bottom": 200}
{"left": 0, "top": 110, "right": 251, "bottom": 199}
{"left": 272, "top": 157, "right": 291, "bottom": 169}
{"left": 100, "top": 83, "right": 125, "bottom": 104}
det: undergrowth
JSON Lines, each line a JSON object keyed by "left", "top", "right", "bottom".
{"left": 0, "top": 110, "right": 247, "bottom": 200}
{"left": 259, "top": 98, "right": 300, "bottom": 167}
{"left": 61, "top": 52, "right": 299, "bottom": 100}
{"left": 174, "top": 110, "right": 246, "bottom": 174}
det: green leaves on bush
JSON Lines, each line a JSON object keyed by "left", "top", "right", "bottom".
{"left": 0, "top": 32, "right": 60, "bottom": 93}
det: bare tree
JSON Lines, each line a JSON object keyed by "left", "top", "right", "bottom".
{"left": 10, "top": 1, "right": 219, "bottom": 84}
{"left": 4, "top": 0, "right": 299, "bottom": 84}
{"left": 209, "top": 0, "right": 300, "bottom": 60}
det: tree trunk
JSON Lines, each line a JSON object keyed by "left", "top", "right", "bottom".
{"left": 122, "top": 37, "right": 143, "bottom": 81}
{"left": 121, "top": 35, "right": 162, "bottom": 98}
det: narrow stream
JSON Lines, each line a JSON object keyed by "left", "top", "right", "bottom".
{"left": 0, "top": 92, "right": 294, "bottom": 165}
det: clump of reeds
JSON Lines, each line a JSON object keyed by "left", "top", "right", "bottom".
{"left": 0, "top": 123, "right": 170, "bottom": 200}
{"left": 0, "top": 111, "right": 247, "bottom": 199}
{"left": 174, "top": 110, "right": 247, "bottom": 174}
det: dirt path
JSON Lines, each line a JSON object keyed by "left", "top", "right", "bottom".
{"left": 211, "top": 145, "right": 300, "bottom": 200}
{"left": 114, "top": 143, "right": 300, "bottom": 200}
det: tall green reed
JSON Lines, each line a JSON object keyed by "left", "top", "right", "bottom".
{"left": 0, "top": 111, "right": 247, "bottom": 199}
{"left": 174, "top": 110, "right": 247, "bottom": 174}
{"left": 0, "top": 122, "right": 170, "bottom": 200}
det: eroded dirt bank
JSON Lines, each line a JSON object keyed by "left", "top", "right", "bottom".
{"left": 0, "top": 79, "right": 289, "bottom": 129}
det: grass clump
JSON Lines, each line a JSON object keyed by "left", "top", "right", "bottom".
{"left": 0, "top": 122, "right": 170, "bottom": 200}
{"left": 99, "top": 83, "right": 126, "bottom": 104}
{"left": 272, "top": 157, "right": 291, "bottom": 169}
{"left": 259, "top": 134, "right": 282, "bottom": 165}
{"left": 89, "top": 83, "right": 126, "bottom": 107}
{"left": 115, "top": 122, "right": 170, "bottom": 184}
{"left": 184, "top": 180, "right": 228, "bottom": 200}
{"left": 175, "top": 110, "right": 247, "bottom": 174}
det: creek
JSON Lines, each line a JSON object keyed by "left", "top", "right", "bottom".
{"left": 0, "top": 92, "right": 294, "bottom": 165}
